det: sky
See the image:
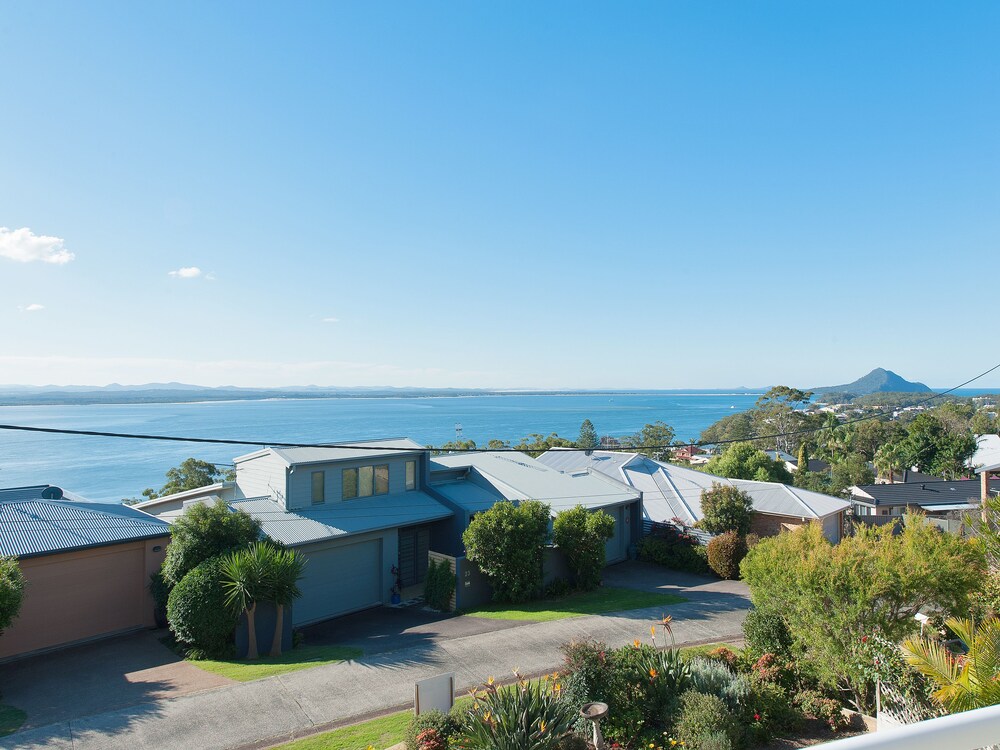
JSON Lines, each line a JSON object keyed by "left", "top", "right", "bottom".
{"left": 1, "top": 1, "right": 998, "bottom": 390}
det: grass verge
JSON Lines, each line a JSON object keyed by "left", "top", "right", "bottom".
{"left": 273, "top": 709, "right": 411, "bottom": 750}
{"left": 461, "top": 586, "right": 687, "bottom": 622}
{"left": 161, "top": 637, "right": 364, "bottom": 682}
{"left": 0, "top": 704, "right": 27, "bottom": 737}
{"left": 678, "top": 641, "right": 742, "bottom": 661}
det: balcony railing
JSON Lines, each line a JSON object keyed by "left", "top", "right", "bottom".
{"left": 815, "top": 703, "right": 1000, "bottom": 749}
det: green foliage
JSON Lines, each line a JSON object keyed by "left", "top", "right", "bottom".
{"left": 686, "top": 657, "right": 749, "bottom": 711}
{"left": 741, "top": 609, "right": 793, "bottom": 659}
{"left": 434, "top": 439, "right": 477, "bottom": 453}
{"left": 893, "top": 413, "right": 977, "bottom": 480}
{"left": 828, "top": 453, "right": 875, "bottom": 495}
{"left": 623, "top": 421, "right": 676, "bottom": 460}
{"left": 552, "top": 506, "right": 615, "bottom": 590}
{"left": 424, "top": 558, "right": 456, "bottom": 611}
{"left": 638, "top": 529, "right": 711, "bottom": 575}
{"left": 706, "top": 532, "right": 747, "bottom": 580}
{"left": 463, "top": 500, "right": 551, "bottom": 603}
{"left": 792, "top": 689, "right": 848, "bottom": 731}
{"left": 0, "top": 556, "right": 25, "bottom": 634}
{"left": 142, "top": 457, "right": 231, "bottom": 500}
{"left": 512, "top": 433, "right": 575, "bottom": 458}
{"left": 902, "top": 616, "right": 1000, "bottom": 713}
{"left": 576, "top": 419, "right": 598, "bottom": 450}
{"left": 457, "top": 678, "right": 578, "bottom": 750}
{"left": 699, "top": 412, "right": 755, "bottom": 447}
{"left": 162, "top": 499, "right": 261, "bottom": 586}
{"left": 167, "top": 556, "right": 239, "bottom": 658}
{"left": 405, "top": 709, "right": 460, "bottom": 750}
{"left": 704, "top": 442, "right": 793, "bottom": 483}
{"left": 699, "top": 484, "right": 753, "bottom": 535}
{"left": 674, "top": 690, "right": 742, "bottom": 750}
{"left": 744, "top": 679, "right": 803, "bottom": 742}
{"left": 739, "top": 517, "right": 984, "bottom": 711}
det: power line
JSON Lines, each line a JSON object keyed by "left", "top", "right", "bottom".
{"left": 0, "top": 362, "right": 997, "bottom": 453}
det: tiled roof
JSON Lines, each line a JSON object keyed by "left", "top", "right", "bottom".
{"left": 0, "top": 497, "right": 171, "bottom": 558}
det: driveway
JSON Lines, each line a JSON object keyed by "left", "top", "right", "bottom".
{"left": 2, "top": 562, "right": 750, "bottom": 750}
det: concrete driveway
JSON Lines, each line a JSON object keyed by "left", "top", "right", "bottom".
{"left": 3, "top": 562, "right": 750, "bottom": 750}
{"left": 0, "top": 629, "right": 232, "bottom": 731}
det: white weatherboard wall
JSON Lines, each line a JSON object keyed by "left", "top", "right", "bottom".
{"left": 291, "top": 529, "right": 399, "bottom": 626}
{"left": 235, "top": 452, "right": 288, "bottom": 501}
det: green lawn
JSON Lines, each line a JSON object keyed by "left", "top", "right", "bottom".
{"left": 274, "top": 710, "right": 411, "bottom": 750}
{"left": 188, "top": 643, "right": 364, "bottom": 682}
{"left": 0, "top": 704, "right": 27, "bottom": 738}
{"left": 678, "top": 641, "right": 742, "bottom": 662}
{"left": 461, "top": 587, "right": 687, "bottom": 622}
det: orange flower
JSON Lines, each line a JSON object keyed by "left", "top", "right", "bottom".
{"left": 540, "top": 720, "right": 547, "bottom": 733}
{"left": 649, "top": 668, "right": 658, "bottom": 678}
{"left": 633, "top": 639, "right": 641, "bottom": 648}
{"left": 487, "top": 676, "right": 495, "bottom": 686}
{"left": 651, "top": 625, "right": 657, "bottom": 638}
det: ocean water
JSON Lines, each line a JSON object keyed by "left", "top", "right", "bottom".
{"left": 0, "top": 392, "right": 762, "bottom": 502}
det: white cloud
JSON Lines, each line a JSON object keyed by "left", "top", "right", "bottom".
{"left": 168, "top": 266, "right": 202, "bottom": 279}
{"left": 0, "top": 227, "right": 75, "bottom": 264}
{"left": 18, "top": 303, "right": 45, "bottom": 312}
{"left": 322, "top": 317, "right": 340, "bottom": 323}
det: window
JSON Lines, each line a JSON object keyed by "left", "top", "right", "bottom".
{"left": 311, "top": 471, "right": 325, "bottom": 504}
{"left": 359, "top": 465, "right": 374, "bottom": 497}
{"left": 405, "top": 460, "right": 416, "bottom": 491}
{"left": 375, "top": 464, "right": 389, "bottom": 495}
{"left": 343, "top": 468, "right": 358, "bottom": 499}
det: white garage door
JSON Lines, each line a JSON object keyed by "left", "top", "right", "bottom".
{"left": 294, "top": 539, "right": 382, "bottom": 625}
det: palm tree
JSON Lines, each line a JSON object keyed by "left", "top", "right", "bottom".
{"left": 221, "top": 543, "right": 273, "bottom": 660}
{"left": 267, "top": 547, "right": 305, "bottom": 657}
{"left": 902, "top": 617, "right": 1000, "bottom": 713}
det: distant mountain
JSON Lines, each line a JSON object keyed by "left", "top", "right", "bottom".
{"left": 812, "top": 368, "right": 931, "bottom": 398}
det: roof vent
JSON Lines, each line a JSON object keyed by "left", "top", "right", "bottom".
{"left": 40, "top": 486, "right": 63, "bottom": 500}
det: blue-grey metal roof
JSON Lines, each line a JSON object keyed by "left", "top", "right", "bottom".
{"left": 0, "top": 497, "right": 171, "bottom": 558}
{"left": 230, "top": 491, "right": 453, "bottom": 547}
{"left": 235, "top": 439, "right": 426, "bottom": 467}
{"left": 852, "top": 479, "right": 998, "bottom": 507}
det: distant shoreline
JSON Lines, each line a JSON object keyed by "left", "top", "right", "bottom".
{"left": 0, "top": 389, "right": 768, "bottom": 407}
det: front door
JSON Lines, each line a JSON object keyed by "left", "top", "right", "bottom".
{"left": 398, "top": 526, "right": 430, "bottom": 587}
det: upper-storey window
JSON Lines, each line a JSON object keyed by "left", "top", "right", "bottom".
{"left": 405, "top": 460, "right": 416, "bottom": 491}
{"left": 343, "top": 463, "right": 391, "bottom": 499}
{"left": 311, "top": 471, "right": 325, "bottom": 504}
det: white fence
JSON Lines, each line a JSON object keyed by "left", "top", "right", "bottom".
{"left": 815, "top": 704, "right": 1000, "bottom": 749}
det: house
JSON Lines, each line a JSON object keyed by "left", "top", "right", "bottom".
{"left": 537, "top": 449, "right": 850, "bottom": 543}
{"left": 969, "top": 434, "right": 1000, "bottom": 473}
{"left": 849, "top": 478, "right": 1000, "bottom": 518}
{"left": 139, "top": 439, "right": 454, "bottom": 626}
{"left": 0, "top": 485, "right": 171, "bottom": 661}
{"left": 428, "top": 451, "right": 642, "bottom": 565}
{"left": 671, "top": 445, "right": 706, "bottom": 463}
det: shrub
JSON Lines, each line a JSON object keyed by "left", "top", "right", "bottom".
{"left": 674, "top": 690, "right": 742, "bottom": 750}
{"left": 553, "top": 506, "right": 615, "bottom": 591}
{"left": 462, "top": 500, "right": 550, "bottom": 603}
{"left": 742, "top": 608, "right": 793, "bottom": 658}
{"left": 705, "top": 647, "right": 741, "bottom": 670}
{"left": 424, "top": 558, "right": 456, "bottom": 611}
{"left": 544, "top": 577, "right": 574, "bottom": 599}
{"left": 743, "top": 679, "right": 802, "bottom": 744}
{"left": 0, "top": 556, "right": 25, "bottom": 634}
{"left": 699, "top": 483, "right": 754, "bottom": 536}
{"left": 706, "top": 532, "right": 747, "bottom": 580}
{"left": 638, "top": 533, "right": 710, "bottom": 575}
{"left": 406, "top": 709, "right": 460, "bottom": 750}
{"left": 687, "top": 657, "right": 749, "bottom": 711}
{"left": 794, "top": 689, "right": 849, "bottom": 731}
{"left": 149, "top": 570, "right": 171, "bottom": 626}
{"left": 750, "top": 653, "right": 799, "bottom": 693}
{"left": 166, "top": 556, "right": 238, "bottom": 658}
{"left": 458, "top": 677, "right": 578, "bottom": 750}
{"left": 162, "top": 499, "right": 261, "bottom": 586}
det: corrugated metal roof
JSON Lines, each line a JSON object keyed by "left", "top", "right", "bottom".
{"left": 852, "top": 479, "right": 997, "bottom": 506}
{"left": 971, "top": 434, "right": 1000, "bottom": 473}
{"left": 236, "top": 439, "right": 426, "bottom": 467}
{"left": 0, "top": 498, "right": 171, "bottom": 558}
{"left": 431, "top": 452, "right": 640, "bottom": 513}
{"left": 432, "top": 481, "right": 505, "bottom": 513}
{"left": 536, "top": 449, "right": 850, "bottom": 524}
{"left": 230, "top": 491, "right": 453, "bottom": 547}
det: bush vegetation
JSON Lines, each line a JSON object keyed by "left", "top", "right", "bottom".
{"left": 552, "top": 505, "right": 615, "bottom": 591}
{"left": 706, "top": 532, "right": 747, "bottom": 580}
{"left": 638, "top": 527, "right": 711, "bottom": 575}
{"left": 674, "top": 690, "right": 741, "bottom": 750}
{"left": 162, "top": 499, "right": 261, "bottom": 587}
{"left": 462, "top": 500, "right": 551, "bottom": 603}
{"left": 741, "top": 609, "right": 793, "bottom": 658}
{"left": 699, "top": 483, "right": 754, "bottom": 536}
{"left": 0, "top": 556, "right": 25, "bottom": 635}
{"left": 424, "top": 558, "right": 456, "bottom": 611}
{"left": 167, "top": 555, "right": 239, "bottom": 658}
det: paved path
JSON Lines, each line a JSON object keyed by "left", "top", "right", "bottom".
{"left": 2, "top": 563, "right": 749, "bottom": 750}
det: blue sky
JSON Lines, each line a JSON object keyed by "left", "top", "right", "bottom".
{"left": 2, "top": 1, "right": 998, "bottom": 390}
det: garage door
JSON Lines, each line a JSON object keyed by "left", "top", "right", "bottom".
{"left": 294, "top": 539, "right": 382, "bottom": 626}
{"left": 604, "top": 505, "right": 627, "bottom": 565}
{"left": 0, "top": 543, "right": 148, "bottom": 660}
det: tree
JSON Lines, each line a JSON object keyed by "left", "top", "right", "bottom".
{"left": 752, "top": 386, "right": 814, "bottom": 453}
{"left": 221, "top": 542, "right": 272, "bottom": 659}
{"left": 266, "top": 545, "right": 305, "bottom": 657}
{"left": 0, "top": 556, "right": 25, "bottom": 634}
{"left": 740, "top": 517, "right": 984, "bottom": 710}
{"left": 624, "top": 421, "right": 676, "bottom": 461}
{"left": 162, "top": 499, "right": 262, "bottom": 587}
{"left": 576, "top": 419, "right": 598, "bottom": 450}
{"left": 433, "top": 439, "right": 477, "bottom": 453}
{"left": 699, "top": 411, "right": 755, "bottom": 446}
{"left": 512, "top": 433, "right": 575, "bottom": 458}
{"left": 552, "top": 506, "right": 615, "bottom": 590}
{"left": 873, "top": 442, "right": 910, "bottom": 482}
{"left": 828, "top": 454, "right": 875, "bottom": 495}
{"left": 899, "top": 414, "right": 977, "bottom": 479}
{"left": 486, "top": 439, "right": 511, "bottom": 450}
{"left": 166, "top": 555, "right": 239, "bottom": 658}
{"left": 902, "top": 617, "right": 1000, "bottom": 713}
{"left": 462, "top": 500, "right": 551, "bottom": 602}
{"left": 141, "top": 458, "right": 232, "bottom": 500}
{"left": 698, "top": 482, "right": 754, "bottom": 535}
{"left": 703, "top": 442, "right": 793, "bottom": 483}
